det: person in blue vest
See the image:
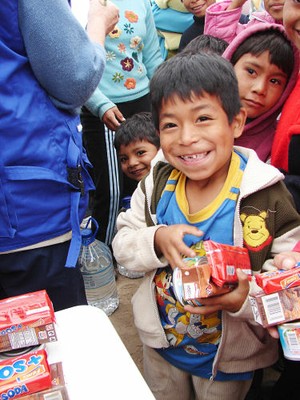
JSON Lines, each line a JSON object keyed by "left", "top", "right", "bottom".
{"left": 0, "top": 0, "right": 119, "bottom": 311}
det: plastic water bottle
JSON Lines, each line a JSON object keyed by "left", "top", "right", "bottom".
{"left": 117, "top": 197, "right": 145, "bottom": 279}
{"left": 78, "top": 218, "right": 119, "bottom": 316}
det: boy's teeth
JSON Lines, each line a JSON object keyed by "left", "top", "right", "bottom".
{"left": 181, "top": 153, "right": 207, "bottom": 160}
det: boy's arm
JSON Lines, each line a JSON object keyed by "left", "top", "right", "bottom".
{"left": 112, "top": 182, "right": 168, "bottom": 273}
{"left": 113, "top": 181, "right": 203, "bottom": 271}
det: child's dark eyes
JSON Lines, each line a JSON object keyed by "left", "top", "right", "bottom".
{"left": 119, "top": 156, "right": 128, "bottom": 164}
{"left": 197, "top": 116, "right": 210, "bottom": 122}
{"left": 270, "top": 78, "right": 281, "bottom": 85}
{"left": 161, "top": 122, "right": 177, "bottom": 129}
{"left": 246, "top": 68, "right": 255, "bottom": 75}
{"left": 137, "top": 150, "right": 146, "bottom": 156}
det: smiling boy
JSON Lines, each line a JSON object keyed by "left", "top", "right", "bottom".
{"left": 114, "top": 112, "right": 160, "bottom": 183}
{"left": 112, "top": 52, "right": 300, "bottom": 400}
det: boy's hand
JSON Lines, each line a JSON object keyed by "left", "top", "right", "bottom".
{"left": 267, "top": 326, "right": 279, "bottom": 339}
{"left": 227, "top": 0, "right": 248, "bottom": 10}
{"left": 184, "top": 269, "right": 250, "bottom": 315}
{"left": 154, "top": 225, "right": 203, "bottom": 269}
{"left": 273, "top": 251, "right": 300, "bottom": 270}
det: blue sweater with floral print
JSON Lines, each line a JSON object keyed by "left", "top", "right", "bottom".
{"left": 85, "top": 0, "right": 163, "bottom": 119}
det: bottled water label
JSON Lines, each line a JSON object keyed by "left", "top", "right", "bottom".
{"left": 82, "top": 265, "right": 114, "bottom": 288}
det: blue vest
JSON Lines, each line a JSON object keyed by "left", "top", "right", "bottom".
{"left": 0, "top": 0, "right": 94, "bottom": 266}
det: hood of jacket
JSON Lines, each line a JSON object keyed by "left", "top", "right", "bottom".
{"left": 223, "top": 23, "right": 300, "bottom": 162}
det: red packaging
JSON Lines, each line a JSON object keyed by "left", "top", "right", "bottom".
{"left": 0, "top": 291, "right": 57, "bottom": 352}
{"left": 0, "top": 349, "right": 52, "bottom": 399}
{"left": 22, "top": 362, "right": 69, "bottom": 400}
{"left": 255, "top": 267, "right": 300, "bottom": 294}
{"left": 203, "top": 240, "right": 252, "bottom": 287}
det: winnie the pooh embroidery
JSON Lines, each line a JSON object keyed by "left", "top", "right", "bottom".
{"left": 241, "top": 210, "right": 273, "bottom": 251}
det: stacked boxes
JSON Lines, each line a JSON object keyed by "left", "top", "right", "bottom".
{"left": 250, "top": 266, "right": 300, "bottom": 327}
{"left": 0, "top": 291, "right": 68, "bottom": 399}
{"left": 0, "top": 290, "right": 57, "bottom": 352}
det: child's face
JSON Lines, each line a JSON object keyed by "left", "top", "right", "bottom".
{"left": 233, "top": 51, "right": 288, "bottom": 119}
{"left": 158, "top": 92, "right": 245, "bottom": 187}
{"left": 264, "top": 0, "right": 285, "bottom": 22}
{"left": 283, "top": 0, "right": 300, "bottom": 49}
{"left": 182, "top": 0, "right": 215, "bottom": 17}
{"left": 118, "top": 140, "right": 158, "bottom": 181}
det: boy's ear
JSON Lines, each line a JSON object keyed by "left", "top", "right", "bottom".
{"left": 232, "top": 107, "right": 247, "bottom": 139}
{"left": 156, "top": 129, "right": 160, "bottom": 136}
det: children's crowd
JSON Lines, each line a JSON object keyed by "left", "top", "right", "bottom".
{"left": 2, "top": 0, "right": 300, "bottom": 399}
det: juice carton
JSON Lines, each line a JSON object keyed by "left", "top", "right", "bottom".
{"left": 0, "top": 291, "right": 57, "bottom": 352}
{"left": 203, "top": 240, "right": 252, "bottom": 287}
{"left": 249, "top": 286, "right": 300, "bottom": 327}
{"left": 22, "top": 362, "right": 70, "bottom": 400}
{"left": 255, "top": 267, "right": 300, "bottom": 294}
{"left": 173, "top": 257, "right": 233, "bottom": 306}
{"left": 0, "top": 348, "right": 52, "bottom": 399}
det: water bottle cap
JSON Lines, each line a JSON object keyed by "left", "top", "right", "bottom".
{"left": 81, "top": 228, "right": 95, "bottom": 246}
{"left": 80, "top": 217, "right": 99, "bottom": 245}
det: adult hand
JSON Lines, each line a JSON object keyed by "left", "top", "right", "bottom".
{"left": 102, "top": 106, "right": 125, "bottom": 131}
{"left": 87, "top": 0, "right": 119, "bottom": 45}
{"left": 154, "top": 225, "right": 203, "bottom": 269}
{"left": 184, "top": 269, "right": 250, "bottom": 315}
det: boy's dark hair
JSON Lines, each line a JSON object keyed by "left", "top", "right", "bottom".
{"left": 231, "top": 28, "right": 294, "bottom": 79}
{"left": 114, "top": 112, "right": 160, "bottom": 153}
{"left": 150, "top": 52, "right": 242, "bottom": 129}
{"left": 181, "top": 34, "right": 229, "bottom": 56}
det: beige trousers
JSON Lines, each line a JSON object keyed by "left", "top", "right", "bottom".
{"left": 143, "top": 345, "right": 252, "bottom": 400}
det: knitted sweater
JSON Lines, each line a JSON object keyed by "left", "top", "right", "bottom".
{"left": 112, "top": 147, "right": 300, "bottom": 377}
{"left": 85, "top": 0, "right": 163, "bottom": 119}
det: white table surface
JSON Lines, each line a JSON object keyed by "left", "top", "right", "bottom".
{"left": 46, "top": 305, "right": 154, "bottom": 399}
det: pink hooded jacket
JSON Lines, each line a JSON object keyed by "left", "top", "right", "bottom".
{"left": 204, "top": 0, "right": 278, "bottom": 43}
{"left": 223, "top": 23, "right": 299, "bottom": 162}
